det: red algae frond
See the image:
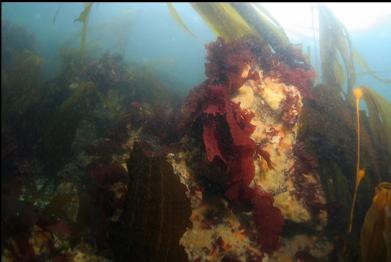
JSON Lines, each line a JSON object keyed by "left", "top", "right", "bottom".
{"left": 184, "top": 37, "right": 285, "bottom": 254}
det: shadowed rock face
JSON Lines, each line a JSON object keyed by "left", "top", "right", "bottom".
{"left": 125, "top": 142, "right": 191, "bottom": 262}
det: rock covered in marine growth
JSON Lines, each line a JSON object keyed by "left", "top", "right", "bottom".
{"left": 168, "top": 37, "right": 330, "bottom": 261}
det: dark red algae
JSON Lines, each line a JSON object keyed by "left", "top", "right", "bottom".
{"left": 183, "top": 37, "right": 288, "bottom": 254}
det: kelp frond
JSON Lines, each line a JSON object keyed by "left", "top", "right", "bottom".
{"left": 352, "top": 50, "right": 391, "bottom": 84}
{"left": 231, "top": 3, "right": 291, "bottom": 56}
{"left": 167, "top": 3, "right": 197, "bottom": 39}
{"left": 190, "top": 3, "right": 309, "bottom": 66}
{"left": 360, "top": 87, "right": 391, "bottom": 158}
{"left": 347, "top": 86, "right": 391, "bottom": 234}
{"left": 360, "top": 182, "right": 391, "bottom": 262}
{"left": 190, "top": 3, "right": 257, "bottom": 43}
{"left": 318, "top": 5, "right": 390, "bottom": 94}
{"left": 52, "top": 4, "right": 62, "bottom": 24}
{"left": 74, "top": 3, "right": 94, "bottom": 58}
{"left": 318, "top": 4, "right": 355, "bottom": 93}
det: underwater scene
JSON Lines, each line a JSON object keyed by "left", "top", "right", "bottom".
{"left": 1, "top": 2, "right": 391, "bottom": 262}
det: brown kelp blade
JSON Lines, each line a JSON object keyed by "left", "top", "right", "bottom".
{"left": 74, "top": 2, "right": 93, "bottom": 23}
{"left": 74, "top": 3, "right": 94, "bottom": 57}
{"left": 353, "top": 50, "right": 391, "bottom": 84}
{"left": 52, "top": 4, "right": 62, "bottom": 24}
{"left": 231, "top": 3, "right": 291, "bottom": 56}
{"left": 191, "top": 3, "right": 258, "bottom": 43}
{"left": 361, "top": 87, "right": 391, "bottom": 158}
{"left": 167, "top": 3, "right": 197, "bottom": 39}
{"left": 360, "top": 182, "right": 391, "bottom": 262}
{"left": 317, "top": 5, "right": 390, "bottom": 94}
{"left": 190, "top": 2, "right": 309, "bottom": 64}
{"left": 318, "top": 4, "right": 355, "bottom": 93}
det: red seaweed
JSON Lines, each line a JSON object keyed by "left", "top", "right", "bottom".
{"left": 295, "top": 249, "right": 317, "bottom": 262}
{"left": 203, "top": 121, "right": 224, "bottom": 163}
{"left": 271, "top": 62, "right": 316, "bottom": 100}
{"left": 292, "top": 142, "right": 326, "bottom": 221}
{"left": 280, "top": 89, "right": 302, "bottom": 127}
{"left": 184, "top": 37, "right": 285, "bottom": 254}
{"left": 256, "top": 145, "right": 274, "bottom": 169}
{"left": 45, "top": 220, "right": 71, "bottom": 239}
{"left": 251, "top": 189, "right": 284, "bottom": 253}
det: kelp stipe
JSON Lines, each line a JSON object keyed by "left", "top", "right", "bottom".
{"left": 347, "top": 87, "right": 366, "bottom": 234}
{"left": 312, "top": 5, "right": 391, "bottom": 260}
{"left": 74, "top": 3, "right": 94, "bottom": 61}
{"left": 2, "top": 3, "right": 391, "bottom": 261}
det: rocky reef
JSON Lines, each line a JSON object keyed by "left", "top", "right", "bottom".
{"left": 165, "top": 37, "right": 333, "bottom": 261}
{"left": 2, "top": 16, "right": 390, "bottom": 261}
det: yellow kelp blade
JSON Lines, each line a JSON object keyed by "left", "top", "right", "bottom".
{"left": 191, "top": 3, "right": 258, "bottom": 42}
{"left": 231, "top": 3, "right": 291, "bottom": 55}
{"left": 360, "top": 182, "right": 391, "bottom": 262}
{"left": 353, "top": 50, "right": 391, "bottom": 84}
{"left": 74, "top": 3, "right": 94, "bottom": 57}
{"left": 167, "top": 3, "right": 197, "bottom": 39}
{"left": 252, "top": 3, "right": 286, "bottom": 35}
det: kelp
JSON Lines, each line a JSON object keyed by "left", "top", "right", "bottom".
{"left": 1, "top": 50, "right": 43, "bottom": 116}
{"left": 2, "top": 18, "right": 190, "bottom": 258}
{"left": 360, "top": 182, "right": 391, "bottom": 262}
{"left": 124, "top": 143, "right": 191, "bottom": 261}
{"left": 52, "top": 4, "right": 62, "bottom": 24}
{"left": 230, "top": 3, "right": 291, "bottom": 57}
{"left": 333, "top": 55, "right": 346, "bottom": 90}
{"left": 360, "top": 87, "right": 391, "bottom": 163}
{"left": 316, "top": 6, "right": 391, "bottom": 176}
{"left": 348, "top": 88, "right": 366, "bottom": 234}
{"left": 190, "top": 3, "right": 308, "bottom": 67}
{"left": 315, "top": 10, "right": 391, "bottom": 237}
{"left": 191, "top": 3, "right": 258, "bottom": 43}
{"left": 42, "top": 81, "right": 101, "bottom": 175}
{"left": 318, "top": 4, "right": 355, "bottom": 93}
{"left": 317, "top": 5, "right": 391, "bottom": 95}
{"left": 74, "top": 3, "right": 94, "bottom": 59}
{"left": 352, "top": 50, "right": 391, "bottom": 84}
{"left": 167, "top": 3, "right": 196, "bottom": 39}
